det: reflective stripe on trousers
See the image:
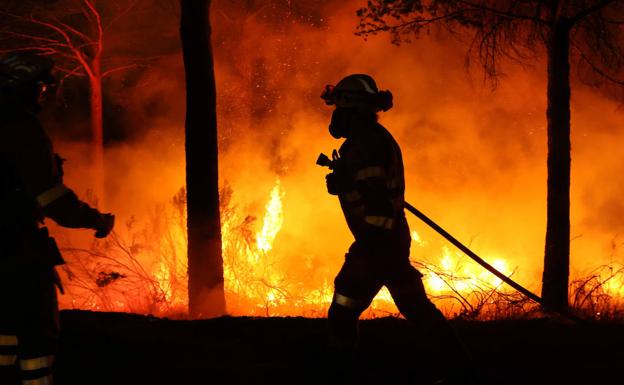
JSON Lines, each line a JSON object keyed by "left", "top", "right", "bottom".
{"left": 0, "top": 335, "right": 18, "bottom": 366}
{"left": 333, "top": 292, "right": 368, "bottom": 310}
{"left": 0, "top": 354, "right": 17, "bottom": 366}
{"left": 0, "top": 335, "right": 18, "bottom": 346}
{"left": 20, "top": 356, "right": 53, "bottom": 371}
{"left": 22, "top": 376, "right": 52, "bottom": 385}
{"left": 20, "top": 356, "right": 54, "bottom": 385}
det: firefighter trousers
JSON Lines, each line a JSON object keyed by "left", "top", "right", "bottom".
{"left": 328, "top": 241, "right": 468, "bottom": 367}
{"left": 0, "top": 265, "right": 59, "bottom": 385}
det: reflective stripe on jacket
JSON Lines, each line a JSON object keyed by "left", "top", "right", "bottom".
{"left": 336, "top": 121, "right": 408, "bottom": 241}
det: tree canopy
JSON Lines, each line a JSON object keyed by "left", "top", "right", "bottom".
{"left": 357, "top": 0, "right": 624, "bottom": 86}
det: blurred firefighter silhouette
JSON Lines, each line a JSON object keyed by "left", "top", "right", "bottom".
{"left": 320, "top": 74, "right": 476, "bottom": 384}
{"left": 0, "top": 53, "right": 114, "bottom": 385}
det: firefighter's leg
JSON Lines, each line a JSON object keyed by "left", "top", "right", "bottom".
{"left": 387, "top": 267, "right": 449, "bottom": 326}
{"left": 387, "top": 264, "right": 479, "bottom": 384}
{"left": 326, "top": 253, "right": 381, "bottom": 384}
{"left": 0, "top": 335, "right": 18, "bottom": 366}
{"left": 17, "top": 268, "right": 59, "bottom": 385}
{"left": 328, "top": 251, "right": 381, "bottom": 349}
{"left": 0, "top": 335, "right": 19, "bottom": 384}
{"left": 0, "top": 266, "right": 20, "bottom": 384}
{"left": 327, "top": 293, "right": 370, "bottom": 349}
{"left": 18, "top": 355, "right": 54, "bottom": 385}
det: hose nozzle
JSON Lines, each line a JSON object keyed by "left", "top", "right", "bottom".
{"left": 316, "top": 153, "right": 333, "bottom": 169}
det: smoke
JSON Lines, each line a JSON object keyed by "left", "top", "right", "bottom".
{"left": 43, "top": 0, "right": 624, "bottom": 314}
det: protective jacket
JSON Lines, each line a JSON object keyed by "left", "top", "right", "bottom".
{"left": 0, "top": 107, "right": 105, "bottom": 385}
{"left": 0, "top": 108, "right": 103, "bottom": 258}
{"left": 333, "top": 120, "right": 410, "bottom": 250}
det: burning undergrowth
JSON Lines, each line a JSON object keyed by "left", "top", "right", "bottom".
{"left": 56, "top": 179, "right": 624, "bottom": 319}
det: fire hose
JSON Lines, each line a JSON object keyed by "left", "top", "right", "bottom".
{"left": 403, "top": 202, "right": 583, "bottom": 323}
{"left": 317, "top": 153, "right": 584, "bottom": 323}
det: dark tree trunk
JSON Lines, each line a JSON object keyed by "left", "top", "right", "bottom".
{"left": 180, "top": 0, "right": 225, "bottom": 317}
{"left": 541, "top": 19, "right": 571, "bottom": 310}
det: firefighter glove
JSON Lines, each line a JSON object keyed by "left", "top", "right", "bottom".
{"left": 94, "top": 213, "right": 115, "bottom": 238}
{"left": 326, "top": 171, "right": 347, "bottom": 195}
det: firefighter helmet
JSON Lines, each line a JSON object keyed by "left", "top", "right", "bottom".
{"left": 0, "top": 53, "right": 55, "bottom": 89}
{"left": 321, "top": 74, "right": 393, "bottom": 112}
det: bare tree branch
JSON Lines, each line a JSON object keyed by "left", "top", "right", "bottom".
{"left": 83, "top": 0, "right": 103, "bottom": 59}
{"left": 103, "top": 0, "right": 139, "bottom": 31}
{"left": 78, "top": 0, "right": 97, "bottom": 25}
{"left": 26, "top": 16, "right": 76, "bottom": 48}
{"left": 0, "top": 46, "right": 57, "bottom": 55}
{"left": 56, "top": 64, "right": 86, "bottom": 100}
{"left": 356, "top": 10, "right": 468, "bottom": 37}
{"left": 54, "top": 64, "right": 85, "bottom": 76}
{"left": 1, "top": 30, "right": 58, "bottom": 44}
{"left": 455, "top": 0, "right": 548, "bottom": 24}
{"left": 571, "top": 0, "right": 618, "bottom": 25}
{"left": 102, "top": 63, "right": 143, "bottom": 78}
{"left": 51, "top": 15, "right": 92, "bottom": 43}
{"left": 571, "top": 39, "right": 624, "bottom": 86}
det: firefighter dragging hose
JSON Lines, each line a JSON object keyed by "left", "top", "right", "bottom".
{"left": 319, "top": 73, "right": 480, "bottom": 385}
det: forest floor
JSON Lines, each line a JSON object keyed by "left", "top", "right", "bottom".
{"left": 54, "top": 310, "right": 624, "bottom": 385}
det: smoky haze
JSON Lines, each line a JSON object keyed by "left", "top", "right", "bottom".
{"left": 38, "top": 0, "right": 624, "bottom": 316}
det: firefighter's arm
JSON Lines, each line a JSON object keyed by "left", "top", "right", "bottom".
{"left": 40, "top": 186, "right": 114, "bottom": 238}
{"left": 15, "top": 121, "right": 115, "bottom": 238}
{"left": 325, "top": 159, "right": 349, "bottom": 196}
{"left": 39, "top": 158, "right": 114, "bottom": 237}
{"left": 322, "top": 148, "right": 350, "bottom": 195}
